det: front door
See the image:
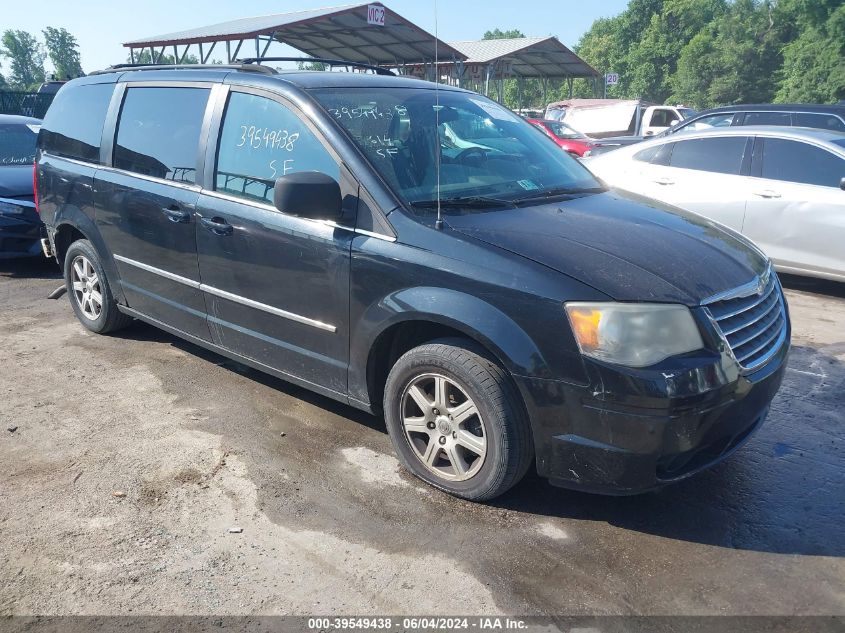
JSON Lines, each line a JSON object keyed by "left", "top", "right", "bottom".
{"left": 195, "top": 88, "right": 356, "bottom": 394}
{"left": 95, "top": 84, "right": 212, "bottom": 340}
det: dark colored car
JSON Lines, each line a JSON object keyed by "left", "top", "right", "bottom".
{"left": 36, "top": 64, "right": 790, "bottom": 500}
{"left": 526, "top": 118, "right": 594, "bottom": 157}
{"left": 661, "top": 103, "right": 845, "bottom": 137}
{"left": 0, "top": 114, "right": 43, "bottom": 259}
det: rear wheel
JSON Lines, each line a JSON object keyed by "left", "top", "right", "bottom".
{"left": 64, "top": 240, "right": 132, "bottom": 334}
{"left": 384, "top": 339, "right": 533, "bottom": 501}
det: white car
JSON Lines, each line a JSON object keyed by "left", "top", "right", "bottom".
{"left": 586, "top": 126, "right": 845, "bottom": 282}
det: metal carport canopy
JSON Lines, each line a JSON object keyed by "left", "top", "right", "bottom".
{"left": 450, "top": 36, "right": 599, "bottom": 78}
{"left": 123, "top": 2, "right": 466, "bottom": 65}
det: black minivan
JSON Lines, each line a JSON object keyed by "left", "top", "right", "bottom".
{"left": 35, "top": 63, "right": 790, "bottom": 500}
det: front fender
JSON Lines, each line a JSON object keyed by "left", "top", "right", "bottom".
{"left": 349, "top": 286, "right": 552, "bottom": 405}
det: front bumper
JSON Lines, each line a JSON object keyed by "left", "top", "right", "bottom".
{"left": 515, "top": 334, "right": 789, "bottom": 495}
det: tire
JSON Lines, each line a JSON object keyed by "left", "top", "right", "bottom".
{"left": 383, "top": 338, "right": 533, "bottom": 501}
{"left": 64, "top": 239, "right": 132, "bottom": 334}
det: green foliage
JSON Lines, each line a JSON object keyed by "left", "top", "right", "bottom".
{"left": 127, "top": 49, "right": 200, "bottom": 65}
{"left": 0, "top": 29, "right": 46, "bottom": 90}
{"left": 483, "top": 29, "right": 526, "bottom": 40}
{"left": 572, "top": 0, "right": 845, "bottom": 109}
{"left": 43, "top": 27, "right": 83, "bottom": 79}
{"left": 776, "top": 3, "right": 845, "bottom": 102}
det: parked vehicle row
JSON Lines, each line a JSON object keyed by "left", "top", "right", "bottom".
{"left": 587, "top": 126, "right": 845, "bottom": 282}
{"left": 36, "top": 64, "right": 789, "bottom": 500}
{"left": 583, "top": 102, "right": 845, "bottom": 156}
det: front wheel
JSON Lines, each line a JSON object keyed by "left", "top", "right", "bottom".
{"left": 383, "top": 339, "right": 533, "bottom": 501}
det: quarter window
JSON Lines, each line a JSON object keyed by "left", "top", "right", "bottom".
{"left": 669, "top": 137, "right": 748, "bottom": 175}
{"left": 38, "top": 82, "right": 114, "bottom": 163}
{"left": 215, "top": 92, "right": 339, "bottom": 204}
{"left": 793, "top": 112, "right": 845, "bottom": 132}
{"left": 114, "top": 87, "right": 210, "bottom": 183}
{"left": 760, "top": 138, "right": 845, "bottom": 188}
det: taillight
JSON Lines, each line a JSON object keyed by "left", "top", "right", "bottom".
{"left": 32, "top": 163, "right": 39, "bottom": 214}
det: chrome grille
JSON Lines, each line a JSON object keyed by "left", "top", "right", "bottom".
{"left": 704, "top": 269, "right": 787, "bottom": 372}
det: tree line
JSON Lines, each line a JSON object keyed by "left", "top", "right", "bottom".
{"left": 0, "top": 27, "right": 83, "bottom": 91}
{"left": 488, "top": 0, "right": 843, "bottom": 110}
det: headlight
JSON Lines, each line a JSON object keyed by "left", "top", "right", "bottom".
{"left": 565, "top": 302, "right": 704, "bottom": 368}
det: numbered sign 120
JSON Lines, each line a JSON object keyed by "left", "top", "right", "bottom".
{"left": 367, "top": 4, "right": 386, "bottom": 26}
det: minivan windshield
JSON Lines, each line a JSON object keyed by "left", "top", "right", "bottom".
{"left": 310, "top": 88, "right": 602, "bottom": 213}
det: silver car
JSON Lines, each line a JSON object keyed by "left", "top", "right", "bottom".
{"left": 586, "top": 126, "right": 845, "bottom": 282}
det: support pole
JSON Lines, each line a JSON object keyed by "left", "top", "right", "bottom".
{"left": 226, "top": 41, "right": 231, "bottom": 63}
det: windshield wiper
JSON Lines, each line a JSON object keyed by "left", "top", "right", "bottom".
{"left": 409, "top": 195, "right": 515, "bottom": 209}
{"left": 511, "top": 186, "right": 605, "bottom": 205}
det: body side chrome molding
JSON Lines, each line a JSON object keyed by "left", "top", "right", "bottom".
{"left": 201, "top": 285, "right": 336, "bottom": 332}
{"left": 113, "top": 254, "right": 201, "bottom": 288}
{"left": 113, "top": 254, "right": 337, "bottom": 333}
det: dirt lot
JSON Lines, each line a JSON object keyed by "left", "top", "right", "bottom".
{"left": 0, "top": 258, "right": 843, "bottom": 616}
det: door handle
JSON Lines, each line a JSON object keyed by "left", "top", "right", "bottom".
{"left": 199, "top": 216, "right": 234, "bottom": 236}
{"left": 161, "top": 206, "right": 192, "bottom": 223}
{"left": 654, "top": 177, "right": 675, "bottom": 185}
{"left": 753, "top": 190, "right": 782, "bottom": 199}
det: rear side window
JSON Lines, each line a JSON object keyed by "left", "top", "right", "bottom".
{"left": 742, "top": 112, "right": 791, "bottom": 126}
{"left": 793, "top": 112, "right": 845, "bottom": 132}
{"left": 114, "top": 87, "right": 210, "bottom": 184}
{"left": 634, "top": 142, "right": 673, "bottom": 166}
{"left": 760, "top": 138, "right": 845, "bottom": 188}
{"left": 215, "top": 91, "right": 339, "bottom": 204}
{"left": 39, "top": 82, "right": 113, "bottom": 163}
{"left": 669, "top": 137, "right": 748, "bottom": 175}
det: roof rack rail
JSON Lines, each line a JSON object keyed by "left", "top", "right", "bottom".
{"left": 236, "top": 57, "right": 396, "bottom": 77}
{"left": 88, "top": 63, "right": 277, "bottom": 76}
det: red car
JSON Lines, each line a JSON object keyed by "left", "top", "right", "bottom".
{"left": 527, "top": 118, "right": 594, "bottom": 157}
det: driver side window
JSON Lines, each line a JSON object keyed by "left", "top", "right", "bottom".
{"left": 215, "top": 92, "right": 339, "bottom": 205}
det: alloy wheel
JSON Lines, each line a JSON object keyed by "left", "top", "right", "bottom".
{"left": 71, "top": 255, "right": 103, "bottom": 321}
{"left": 400, "top": 373, "right": 487, "bottom": 482}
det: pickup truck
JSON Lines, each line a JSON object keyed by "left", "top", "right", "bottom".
{"left": 544, "top": 99, "right": 694, "bottom": 139}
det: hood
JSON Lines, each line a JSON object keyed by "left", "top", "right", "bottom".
{"left": 445, "top": 190, "right": 768, "bottom": 305}
{"left": 0, "top": 165, "right": 34, "bottom": 200}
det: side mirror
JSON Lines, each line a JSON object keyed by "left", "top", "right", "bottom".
{"left": 273, "top": 172, "right": 342, "bottom": 220}
{"left": 669, "top": 118, "right": 679, "bottom": 126}
{"left": 841, "top": 177, "right": 845, "bottom": 191}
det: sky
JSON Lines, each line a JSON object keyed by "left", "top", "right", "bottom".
{"left": 2, "top": 0, "right": 630, "bottom": 74}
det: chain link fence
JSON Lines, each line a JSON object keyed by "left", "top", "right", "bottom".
{"left": 0, "top": 91, "right": 56, "bottom": 119}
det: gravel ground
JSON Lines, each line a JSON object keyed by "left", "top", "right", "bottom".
{"left": 0, "top": 258, "right": 843, "bottom": 616}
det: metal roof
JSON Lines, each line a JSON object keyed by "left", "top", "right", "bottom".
{"left": 450, "top": 37, "right": 599, "bottom": 78}
{"left": 123, "top": 3, "right": 465, "bottom": 66}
